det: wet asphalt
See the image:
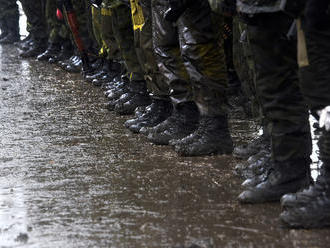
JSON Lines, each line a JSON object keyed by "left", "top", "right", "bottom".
{"left": 0, "top": 43, "right": 329, "bottom": 248}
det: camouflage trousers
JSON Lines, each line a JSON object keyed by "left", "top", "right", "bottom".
{"left": 100, "top": 7, "right": 121, "bottom": 61}
{"left": 45, "top": 0, "right": 69, "bottom": 44}
{"left": 111, "top": 4, "right": 144, "bottom": 81}
{"left": 152, "top": 0, "right": 228, "bottom": 115}
{"left": 131, "top": 0, "right": 169, "bottom": 99}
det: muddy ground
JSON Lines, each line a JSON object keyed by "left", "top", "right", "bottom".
{"left": 0, "top": 43, "right": 329, "bottom": 248}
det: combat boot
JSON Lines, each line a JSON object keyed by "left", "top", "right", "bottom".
{"left": 85, "top": 60, "right": 109, "bottom": 82}
{"left": 147, "top": 102, "right": 199, "bottom": 145}
{"left": 280, "top": 195, "right": 330, "bottom": 228}
{"left": 20, "top": 39, "right": 47, "bottom": 58}
{"left": 59, "top": 54, "right": 79, "bottom": 69}
{"left": 233, "top": 133, "right": 270, "bottom": 159}
{"left": 124, "top": 99, "right": 173, "bottom": 133}
{"left": 105, "top": 79, "right": 129, "bottom": 99}
{"left": 37, "top": 43, "right": 61, "bottom": 61}
{"left": 280, "top": 168, "right": 329, "bottom": 210}
{"left": 241, "top": 157, "right": 273, "bottom": 188}
{"left": 65, "top": 56, "right": 82, "bottom": 73}
{"left": 238, "top": 159, "right": 312, "bottom": 204}
{"left": 106, "top": 84, "right": 129, "bottom": 100}
{"left": 49, "top": 41, "right": 73, "bottom": 64}
{"left": 134, "top": 106, "right": 147, "bottom": 119}
{"left": 15, "top": 35, "right": 33, "bottom": 51}
{"left": 280, "top": 169, "right": 330, "bottom": 229}
{"left": 114, "top": 81, "right": 151, "bottom": 115}
{"left": 92, "top": 62, "right": 121, "bottom": 87}
{"left": 106, "top": 91, "right": 133, "bottom": 111}
{"left": 172, "top": 115, "right": 233, "bottom": 156}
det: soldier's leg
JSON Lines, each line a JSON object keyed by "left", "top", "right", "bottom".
{"left": 169, "top": 0, "right": 232, "bottom": 156}
{"left": 233, "top": 18, "right": 271, "bottom": 177}
{"left": 146, "top": 0, "right": 199, "bottom": 145}
{"left": 63, "top": 0, "right": 95, "bottom": 73}
{"left": 91, "top": 5, "right": 102, "bottom": 48}
{"left": 0, "top": 0, "right": 20, "bottom": 44}
{"left": 238, "top": 13, "right": 312, "bottom": 204}
{"left": 87, "top": 5, "right": 122, "bottom": 86}
{"left": 37, "top": 0, "right": 63, "bottom": 61}
{"left": 125, "top": 0, "right": 172, "bottom": 133}
{"left": 280, "top": 14, "right": 330, "bottom": 228}
{"left": 84, "top": 5, "right": 106, "bottom": 81}
{"left": 110, "top": 4, "right": 151, "bottom": 115}
{"left": 20, "top": 0, "right": 48, "bottom": 57}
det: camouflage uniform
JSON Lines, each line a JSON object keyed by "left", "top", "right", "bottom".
{"left": 130, "top": 0, "right": 169, "bottom": 99}
{"left": 152, "top": 0, "right": 228, "bottom": 115}
{"left": 69, "top": 0, "right": 94, "bottom": 51}
{"left": 99, "top": 5, "right": 121, "bottom": 62}
{"left": 102, "top": 0, "right": 145, "bottom": 81}
{"left": 91, "top": 5, "right": 103, "bottom": 50}
{"left": 45, "top": 0, "right": 69, "bottom": 44}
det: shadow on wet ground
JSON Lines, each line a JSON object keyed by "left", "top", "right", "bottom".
{"left": 0, "top": 45, "right": 329, "bottom": 248}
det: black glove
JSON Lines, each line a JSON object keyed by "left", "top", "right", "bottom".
{"left": 90, "top": 0, "right": 102, "bottom": 8}
{"left": 305, "top": 0, "right": 330, "bottom": 30}
{"left": 164, "top": 0, "right": 197, "bottom": 22}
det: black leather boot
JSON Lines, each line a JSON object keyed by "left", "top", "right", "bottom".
{"left": 114, "top": 80, "right": 151, "bottom": 115}
{"left": 20, "top": 39, "right": 47, "bottom": 58}
{"left": 238, "top": 159, "right": 312, "bottom": 204}
{"left": 147, "top": 101, "right": 199, "bottom": 145}
{"left": 37, "top": 42, "right": 61, "bottom": 61}
{"left": 233, "top": 133, "right": 270, "bottom": 159}
{"left": 172, "top": 115, "right": 233, "bottom": 156}
{"left": 124, "top": 99, "right": 173, "bottom": 133}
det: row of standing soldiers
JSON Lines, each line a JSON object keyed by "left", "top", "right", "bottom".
{"left": 1, "top": 0, "right": 330, "bottom": 229}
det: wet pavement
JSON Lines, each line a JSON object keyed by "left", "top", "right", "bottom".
{"left": 0, "top": 45, "right": 329, "bottom": 248}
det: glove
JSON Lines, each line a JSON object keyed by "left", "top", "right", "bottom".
{"left": 318, "top": 106, "right": 330, "bottom": 131}
{"left": 90, "top": 0, "right": 102, "bottom": 8}
{"left": 164, "top": 0, "right": 198, "bottom": 22}
{"left": 305, "top": 0, "right": 330, "bottom": 30}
